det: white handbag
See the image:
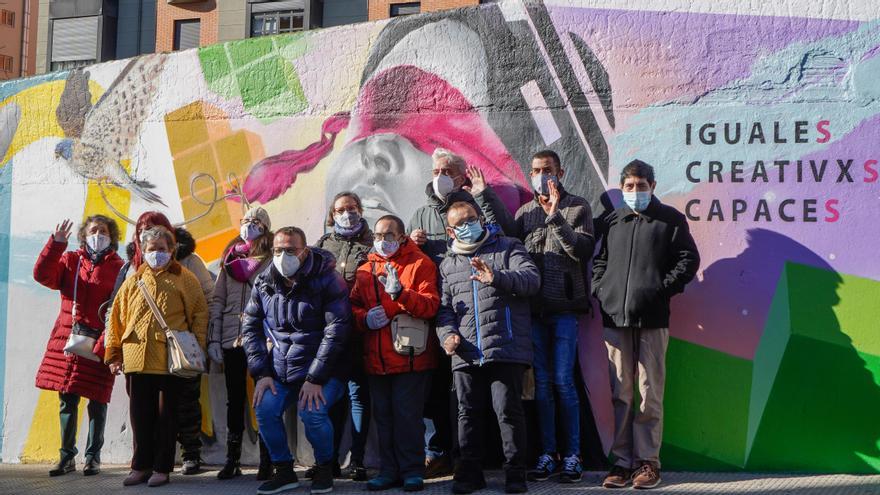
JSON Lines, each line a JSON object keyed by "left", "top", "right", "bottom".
{"left": 62, "top": 256, "right": 102, "bottom": 362}
{"left": 137, "top": 279, "right": 206, "bottom": 379}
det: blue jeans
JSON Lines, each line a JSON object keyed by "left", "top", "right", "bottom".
{"left": 256, "top": 377, "right": 345, "bottom": 464}
{"left": 348, "top": 372, "right": 371, "bottom": 463}
{"left": 532, "top": 314, "right": 581, "bottom": 456}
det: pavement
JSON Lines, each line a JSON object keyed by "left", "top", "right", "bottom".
{"left": 1, "top": 464, "right": 879, "bottom": 494}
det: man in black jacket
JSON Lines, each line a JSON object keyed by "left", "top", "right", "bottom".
{"left": 592, "top": 160, "right": 700, "bottom": 490}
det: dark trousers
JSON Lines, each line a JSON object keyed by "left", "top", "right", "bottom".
{"left": 59, "top": 393, "right": 107, "bottom": 462}
{"left": 176, "top": 374, "right": 202, "bottom": 461}
{"left": 223, "top": 347, "right": 248, "bottom": 436}
{"left": 127, "top": 374, "right": 183, "bottom": 473}
{"left": 454, "top": 363, "right": 527, "bottom": 474}
{"left": 369, "top": 371, "right": 430, "bottom": 479}
{"left": 425, "top": 355, "right": 456, "bottom": 459}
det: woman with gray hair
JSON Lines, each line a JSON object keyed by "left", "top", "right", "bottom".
{"left": 105, "top": 225, "right": 208, "bottom": 488}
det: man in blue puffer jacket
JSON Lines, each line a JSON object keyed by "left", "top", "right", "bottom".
{"left": 241, "top": 226, "right": 351, "bottom": 495}
{"left": 436, "top": 202, "right": 541, "bottom": 495}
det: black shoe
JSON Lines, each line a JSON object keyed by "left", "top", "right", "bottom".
{"left": 452, "top": 468, "right": 486, "bottom": 494}
{"left": 49, "top": 458, "right": 75, "bottom": 477}
{"left": 83, "top": 457, "right": 101, "bottom": 476}
{"left": 452, "top": 479, "right": 487, "bottom": 494}
{"left": 505, "top": 470, "right": 528, "bottom": 493}
{"left": 310, "top": 462, "right": 334, "bottom": 494}
{"left": 257, "top": 462, "right": 274, "bottom": 481}
{"left": 344, "top": 461, "right": 368, "bottom": 482}
{"left": 181, "top": 458, "right": 201, "bottom": 475}
{"left": 257, "top": 462, "right": 300, "bottom": 495}
{"left": 217, "top": 459, "right": 242, "bottom": 479}
{"left": 305, "top": 462, "right": 341, "bottom": 480}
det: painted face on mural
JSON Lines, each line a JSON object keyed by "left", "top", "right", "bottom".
{"left": 326, "top": 133, "right": 432, "bottom": 228}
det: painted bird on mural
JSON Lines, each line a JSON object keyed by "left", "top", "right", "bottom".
{"left": 54, "top": 54, "right": 168, "bottom": 206}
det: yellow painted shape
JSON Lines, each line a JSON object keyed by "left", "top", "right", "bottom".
{"left": 247, "top": 375, "right": 257, "bottom": 431}
{"left": 83, "top": 159, "right": 133, "bottom": 241}
{"left": 200, "top": 373, "right": 214, "bottom": 438}
{"left": 20, "top": 390, "right": 87, "bottom": 463}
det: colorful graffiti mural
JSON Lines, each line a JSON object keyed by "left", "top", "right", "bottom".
{"left": 0, "top": 0, "right": 878, "bottom": 473}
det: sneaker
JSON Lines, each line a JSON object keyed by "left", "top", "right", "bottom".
{"left": 367, "top": 475, "right": 402, "bottom": 491}
{"left": 49, "top": 458, "right": 75, "bottom": 477}
{"left": 310, "top": 462, "right": 334, "bottom": 494}
{"left": 403, "top": 476, "right": 424, "bottom": 492}
{"left": 632, "top": 463, "right": 661, "bottom": 490}
{"left": 504, "top": 469, "right": 528, "bottom": 493}
{"left": 527, "top": 454, "right": 557, "bottom": 482}
{"left": 181, "top": 458, "right": 201, "bottom": 475}
{"left": 425, "top": 455, "right": 452, "bottom": 479}
{"left": 602, "top": 465, "right": 633, "bottom": 489}
{"left": 305, "top": 462, "right": 341, "bottom": 480}
{"left": 344, "top": 461, "right": 368, "bottom": 482}
{"left": 558, "top": 455, "right": 583, "bottom": 483}
{"left": 257, "top": 462, "right": 274, "bottom": 481}
{"left": 257, "top": 463, "right": 300, "bottom": 495}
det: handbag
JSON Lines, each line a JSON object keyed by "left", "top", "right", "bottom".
{"left": 63, "top": 256, "right": 102, "bottom": 362}
{"left": 137, "top": 279, "right": 206, "bottom": 379}
{"left": 371, "top": 263, "right": 429, "bottom": 357}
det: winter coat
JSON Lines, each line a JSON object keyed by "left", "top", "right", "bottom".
{"left": 350, "top": 240, "right": 440, "bottom": 375}
{"left": 592, "top": 197, "right": 700, "bottom": 329}
{"left": 175, "top": 235, "right": 215, "bottom": 301}
{"left": 409, "top": 183, "right": 517, "bottom": 265}
{"left": 33, "top": 238, "right": 123, "bottom": 404}
{"left": 105, "top": 260, "right": 209, "bottom": 374}
{"left": 436, "top": 232, "right": 541, "bottom": 370}
{"left": 241, "top": 248, "right": 351, "bottom": 385}
{"left": 316, "top": 220, "right": 373, "bottom": 288}
{"left": 512, "top": 189, "right": 595, "bottom": 314}
{"left": 209, "top": 247, "right": 272, "bottom": 350}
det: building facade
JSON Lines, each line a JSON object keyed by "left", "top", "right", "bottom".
{"left": 0, "top": 0, "right": 38, "bottom": 79}
{"left": 367, "top": 0, "right": 476, "bottom": 21}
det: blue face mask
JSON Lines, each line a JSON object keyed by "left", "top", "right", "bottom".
{"left": 453, "top": 220, "right": 485, "bottom": 244}
{"left": 623, "top": 191, "right": 652, "bottom": 212}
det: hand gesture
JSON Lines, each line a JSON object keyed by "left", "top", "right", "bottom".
{"left": 464, "top": 166, "right": 486, "bottom": 196}
{"left": 443, "top": 334, "right": 461, "bottom": 356}
{"left": 470, "top": 256, "right": 494, "bottom": 285}
{"left": 366, "top": 306, "right": 390, "bottom": 330}
{"left": 208, "top": 342, "right": 224, "bottom": 365}
{"left": 53, "top": 219, "right": 73, "bottom": 243}
{"left": 546, "top": 178, "right": 561, "bottom": 216}
{"left": 299, "top": 381, "right": 326, "bottom": 412}
{"left": 378, "top": 263, "right": 402, "bottom": 299}
{"left": 410, "top": 229, "right": 427, "bottom": 246}
{"left": 253, "top": 376, "right": 277, "bottom": 408}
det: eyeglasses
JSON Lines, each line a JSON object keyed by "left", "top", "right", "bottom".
{"left": 272, "top": 247, "right": 305, "bottom": 256}
{"left": 372, "top": 233, "right": 398, "bottom": 242}
{"left": 333, "top": 206, "right": 359, "bottom": 215}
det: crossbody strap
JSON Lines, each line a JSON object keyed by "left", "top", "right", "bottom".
{"left": 71, "top": 256, "right": 83, "bottom": 322}
{"left": 137, "top": 279, "right": 170, "bottom": 332}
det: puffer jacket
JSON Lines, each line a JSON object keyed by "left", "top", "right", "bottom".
{"left": 512, "top": 188, "right": 595, "bottom": 314}
{"left": 316, "top": 220, "right": 373, "bottom": 288}
{"left": 33, "top": 238, "right": 123, "bottom": 404}
{"left": 436, "top": 232, "right": 541, "bottom": 370}
{"left": 209, "top": 246, "right": 272, "bottom": 349}
{"left": 350, "top": 240, "right": 440, "bottom": 375}
{"left": 409, "top": 182, "right": 517, "bottom": 265}
{"left": 241, "top": 248, "right": 351, "bottom": 385}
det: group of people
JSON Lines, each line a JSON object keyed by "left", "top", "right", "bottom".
{"left": 33, "top": 148, "right": 700, "bottom": 494}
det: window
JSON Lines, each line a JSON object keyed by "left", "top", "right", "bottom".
{"left": 390, "top": 2, "right": 420, "bottom": 17}
{"left": 50, "top": 59, "right": 95, "bottom": 71}
{"left": 173, "top": 19, "right": 201, "bottom": 51}
{"left": 0, "top": 55, "right": 13, "bottom": 72}
{"left": 1, "top": 10, "right": 14, "bottom": 27}
{"left": 251, "top": 10, "right": 304, "bottom": 37}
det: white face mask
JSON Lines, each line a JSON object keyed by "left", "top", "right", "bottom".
{"left": 144, "top": 251, "right": 171, "bottom": 269}
{"left": 240, "top": 222, "right": 263, "bottom": 242}
{"left": 86, "top": 233, "right": 110, "bottom": 253}
{"left": 374, "top": 240, "right": 400, "bottom": 258}
{"left": 273, "top": 252, "right": 302, "bottom": 278}
{"left": 333, "top": 211, "right": 360, "bottom": 229}
{"left": 432, "top": 174, "right": 455, "bottom": 199}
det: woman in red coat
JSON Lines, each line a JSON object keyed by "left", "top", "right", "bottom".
{"left": 33, "top": 216, "right": 124, "bottom": 477}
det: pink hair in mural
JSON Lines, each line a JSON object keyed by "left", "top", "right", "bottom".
{"left": 241, "top": 65, "right": 530, "bottom": 210}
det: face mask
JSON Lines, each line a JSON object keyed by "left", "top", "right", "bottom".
{"left": 273, "top": 252, "right": 302, "bottom": 278}
{"left": 432, "top": 174, "right": 455, "bottom": 199}
{"left": 333, "top": 211, "right": 360, "bottom": 229}
{"left": 623, "top": 191, "right": 652, "bottom": 212}
{"left": 531, "top": 173, "right": 558, "bottom": 196}
{"left": 454, "top": 220, "right": 485, "bottom": 244}
{"left": 144, "top": 251, "right": 171, "bottom": 269}
{"left": 374, "top": 240, "right": 400, "bottom": 258}
{"left": 86, "top": 233, "right": 110, "bottom": 253}
{"left": 240, "top": 222, "right": 263, "bottom": 242}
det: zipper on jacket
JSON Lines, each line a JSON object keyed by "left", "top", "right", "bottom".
{"left": 622, "top": 216, "right": 640, "bottom": 327}
{"left": 471, "top": 266, "right": 484, "bottom": 366}
{"left": 370, "top": 262, "right": 387, "bottom": 374}
{"left": 505, "top": 307, "right": 513, "bottom": 340}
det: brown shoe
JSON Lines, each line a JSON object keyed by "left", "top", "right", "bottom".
{"left": 123, "top": 470, "right": 151, "bottom": 486}
{"left": 632, "top": 463, "right": 661, "bottom": 489}
{"left": 147, "top": 472, "right": 170, "bottom": 487}
{"left": 424, "top": 455, "right": 452, "bottom": 479}
{"left": 602, "top": 465, "right": 633, "bottom": 488}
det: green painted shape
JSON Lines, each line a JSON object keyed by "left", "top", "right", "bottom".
{"left": 198, "top": 44, "right": 231, "bottom": 86}
{"left": 228, "top": 36, "right": 274, "bottom": 68}
{"left": 660, "top": 442, "right": 744, "bottom": 472}
{"left": 747, "top": 266, "right": 791, "bottom": 455}
{"left": 662, "top": 337, "right": 751, "bottom": 469}
{"left": 235, "top": 56, "right": 301, "bottom": 110}
{"left": 745, "top": 263, "right": 880, "bottom": 473}
{"left": 276, "top": 32, "right": 309, "bottom": 60}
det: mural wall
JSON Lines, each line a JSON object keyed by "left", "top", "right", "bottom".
{"left": 1, "top": 0, "right": 878, "bottom": 473}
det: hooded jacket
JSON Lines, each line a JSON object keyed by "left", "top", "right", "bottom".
{"left": 241, "top": 247, "right": 351, "bottom": 385}
{"left": 350, "top": 240, "right": 440, "bottom": 375}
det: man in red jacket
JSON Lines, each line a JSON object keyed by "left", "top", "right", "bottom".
{"left": 350, "top": 215, "right": 440, "bottom": 492}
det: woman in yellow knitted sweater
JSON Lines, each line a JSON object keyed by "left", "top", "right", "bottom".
{"left": 105, "top": 225, "right": 208, "bottom": 487}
